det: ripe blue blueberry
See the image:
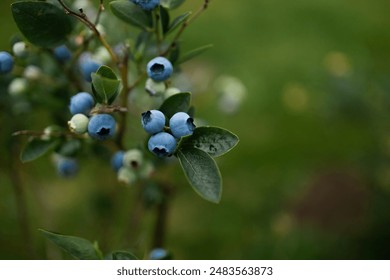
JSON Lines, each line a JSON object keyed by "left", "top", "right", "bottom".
{"left": 88, "top": 114, "right": 116, "bottom": 140}
{"left": 56, "top": 158, "right": 78, "bottom": 178}
{"left": 148, "top": 248, "right": 169, "bottom": 260}
{"left": 0, "top": 51, "right": 14, "bottom": 74}
{"left": 141, "top": 110, "right": 166, "bottom": 134}
{"left": 69, "top": 92, "right": 95, "bottom": 116}
{"left": 132, "top": 0, "right": 160, "bottom": 11}
{"left": 169, "top": 112, "right": 196, "bottom": 138}
{"left": 146, "top": 56, "right": 173, "bottom": 82}
{"left": 148, "top": 132, "right": 177, "bottom": 157}
{"left": 111, "top": 150, "right": 125, "bottom": 172}
{"left": 54, "top": 45, "right": 72, "bottom": 62}
{"left": 80, "top": 58, "right": 101, "bottom": 82}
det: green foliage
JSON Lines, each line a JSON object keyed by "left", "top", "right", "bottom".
{"left": 177, "top": 147, "right": 222, "bottom": 203}
{"left": 91, "top": 66, "right": 121, "bottom": 105}
{"left": 39, "top": 229, "right": 103, "bottom": 260}
{"left": 179, "top": 127, "right": 239, "bottom": 157}
{"left": 11, "top": 1, "right": 74, "bottom": 47}
{"left": 177, "top": 44, "right": 213, "bottom": 64}
{"left": 20, "top": 138, "right": 59, "bottom": 163}
{"left": 110, "top": 0, "right": 153, "bottom": 30}
{"left": 4, "top": 0, "right": 240, "bottom": 260}
{"left": 159, "top": 6, "right": 170, "bottom": 35}
{"left": 166, "top": 11, "right": 191, "bottom": 36}
{"left": 159, "top": 92, "right": 191, "bottom": 118}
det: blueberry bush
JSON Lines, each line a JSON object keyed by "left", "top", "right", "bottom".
{"left": 0, "top": 0, "right": 239, "bottom": 259}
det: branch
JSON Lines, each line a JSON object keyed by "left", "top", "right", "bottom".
{"left": 57, "top": 0, "right": 118, "bottom": 64}
{"left": 160, "top": 0, "right": 211, "bottom": 56}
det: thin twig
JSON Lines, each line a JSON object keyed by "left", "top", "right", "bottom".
{"left": 57, "top": 0, "right": 118, "bottom": 64}
{"left": 154, "top": 8, "right": 163, "bottom": 53}
{"left": 115, "top": 45, "right": 130, "bottom": 149}
{"left": 160, "top": 0, "right": 211, "bottom": 56}
{"left": 94, "top": 0, "right": 105, "bottom": 26}
{"left": 90, "top": 105, "right": 128, "bottom": 115}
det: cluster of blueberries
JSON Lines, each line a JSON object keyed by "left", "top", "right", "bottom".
{"left": 110, "top": 148, "right": 154, "bottom": 185}
{"left": 142, "top": 110, "right": 196, "bottom": 157}
{"left": 68, "top": 92, "right": 116, "bottom": 140}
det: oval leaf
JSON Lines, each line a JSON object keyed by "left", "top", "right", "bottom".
{"left": 160, "top": 6, "right": 170, "bottom": 35}
{"left": 110, "top": 0, "right": 153, "bottom": 30}
{"left": 159, "top": 92, "right": 191, "bottom": 119}
{"left": 177, "top": 147, "right": 222, "bottom": 203}
{"left": 11, "top": 2, "right": 74, "bottom": 48}
{"left": 91, "top": 66, "right": 120, "bottom": 104}
{"left": 179, "top": 126, "right": 239, "bottom": 157}
{"left": 20, "top": 138, "right": 59, "bottom": 163}
{"left": 39, "top": 229, "right": 102, "bottom": 260}
{"left": 166, "top": 11, "right": 191, "bottom": 36}
{"left": 177, "top": 44, "right": 213, "bottom": 64}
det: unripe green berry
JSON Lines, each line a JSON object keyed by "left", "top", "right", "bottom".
{"left": 117, "top": 167, "right": 137, "bottom": 185}
{"left": 12, "top": 41, "right": 28, "bottom": 58}
{"left": 123, "top": 149, "right": 143, "bottom": 169}
{"left": 8, "top": 78, "right": 28, "bottom": 96}
{"left": 164, "top": 87, "right": 181, "bottom": 99}
{"left": 24, "top": 65, "right": 42, "bottom": 81}
{"left": 145, "top": 78, "right": 166, "bottom": 96}
{"left": 68, "top": 113, "right": 89, "bottom": 134}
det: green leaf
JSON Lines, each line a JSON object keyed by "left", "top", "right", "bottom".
{"left": 112, "top": 251, "right": 139, "bottom": 260}
{"left": 169, "top": 43, "right": 180, "bottom": 65}
{"left": 134, "top": 31, "right": 150, "bottom": 61}
{"left": 39, "top": 229, "right": 102, "bottom": 260}
{"left": 20, "top": 138, "right": 59, "bottom": 163}
{"left": 110, "top": 0, "right": 153, "bottom": 30}
{"left": 159, "top": 92, "right": 191, "bottom": 119}
{"left": 161, "top": 0, "right": 186, "bottom": 9}
{"left": 178, "top": 44, "right": 213, "bottom": 64}
{"left": 160, "top": 6, "right": 170, "bottom": 35}
{"left": 91, "top": 66, "right": 120, "bottom": 105}
{"left": 11, "top": 1, "right": 74, "bottom": 48}
{"left": 177, "top": 147, "right": 222, "bottom": 203}
{"left": 180, "top": 126, "right": 239, "bottom": 157}
{"left": 166, "top": 11, "right": 191, "bottom": 36}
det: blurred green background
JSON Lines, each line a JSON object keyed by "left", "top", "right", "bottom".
{"left": 1, "top": 0, "right": 390, "bottom": 259}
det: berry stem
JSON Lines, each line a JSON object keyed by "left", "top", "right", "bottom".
{"left": 115, "top": 45, "right": 130, "bottom": 149}
{"left": 94, "top": 0, "right": 105, "bottom": 26}
{"left": 153, "top": 8, "right": 163, "bottom": 53}
{"left": 57, "top": 0, "right": 118, "bottom": 64}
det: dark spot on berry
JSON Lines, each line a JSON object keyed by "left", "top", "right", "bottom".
{"left": 153, "top": 147, "right": 168, "bottom": 157}
{"left": 142, "top": 111, "right": 152, "bottom": 125}
{"left": 97, "top": 127, "right": 110, "bottom": 136}
{"left": 187, "top": 117, "right": 196, "bottom": 131}
{"left": 131, "top": 161, "right": 139, "bottom": 169}
{"left": 151, "top": 63, "right": 164, "bottom": 74}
